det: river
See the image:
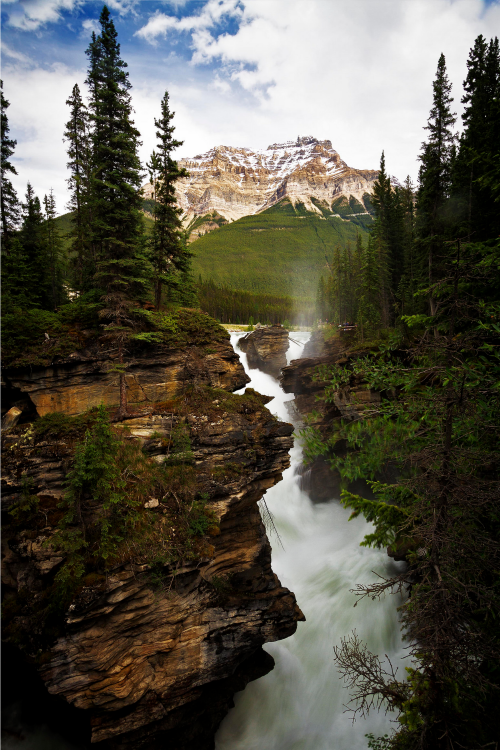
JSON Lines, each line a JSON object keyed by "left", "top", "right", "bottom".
{"left": 215, "top": 331, "right": 405, "bottom": 750}
{"left": 2, "top": 331, "right": 405, "bottom": 750}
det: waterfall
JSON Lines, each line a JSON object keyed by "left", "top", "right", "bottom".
{"left": 215, "top": 332, "right": 406, "bottom": 750}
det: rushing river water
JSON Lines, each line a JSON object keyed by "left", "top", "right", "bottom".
{"left": 2, "top": 331, "right": 405, "bottom": 750}
{"left": 215, "top": 332, "right": 406, "bottom": 750}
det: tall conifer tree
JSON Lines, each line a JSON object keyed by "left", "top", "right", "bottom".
{"left": 417, "top": 53, "right": 457, "bottom": 316}
{"left": 64, "top": 83, "right": 93, "bottom": 290}
{"left": 43, "top": 190, "right": 65, "bottom": 309}
{"left": 85, "top": 5, "right": 147, "bottom": 417}
{"left": 1, "top": 81, "right": 20, "bottom": 253}
{"left": 148, "top": 91, "right": 191, "bottom": 310}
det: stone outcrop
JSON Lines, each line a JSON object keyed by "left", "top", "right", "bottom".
{"left": 1, "top": 327, "right": 304, "bottom": 748}
{"left": 2, "top": 335, "right": 249, "bottom": 419}
{"left": 143, "top": 136, "right": 384, "bottom": 230}
{"left": 238, "top": 325, "right": 289, "bottom": 379}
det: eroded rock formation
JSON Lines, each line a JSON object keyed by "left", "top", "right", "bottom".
{"left": 143, "top": 136, "right": 383, "bottom": 228}
{"left": 1, "top": 325, "right": 304, "bottom": 749}
{"left": 238, "top": 325, "right": 290, "bottom": 379}
{"left": 2, "top": 336, "right": 248, "bottom": 418}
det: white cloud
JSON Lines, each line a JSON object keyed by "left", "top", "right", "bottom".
{"left": 135, "top": 0, "right": 245, "bottom": 44}
{"left": 80, "top": 16, "right": 99, "bottom": 36}
{"left": 1, "top": 42, "right": 33, "bottom": 64}
{"left": 136, "top": 0, "right": 500, "bottom": 182}
{"left": 4, "top": 0, "right": 84, "bottom": 31}
{"left": 3, "top": 62, "right": 87, "bottom": 211}
{"left": 4, "top": 0, "right": 137, "bottom": 31}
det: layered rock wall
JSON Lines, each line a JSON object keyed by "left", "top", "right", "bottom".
{"left": 1, "top": 328, "right": 304, "bottom": 748}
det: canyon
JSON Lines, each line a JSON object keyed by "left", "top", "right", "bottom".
{"left": 1, "top": 317, "right": 304, "bottom": 749}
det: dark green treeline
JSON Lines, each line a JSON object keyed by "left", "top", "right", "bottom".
{"left": 1, "top": 5, "right": 194, "bottom": 327}
{"left": 316, "top": 37, "right": 500, "bottom": 335}
{"left": 196, "top": 279, "right": 315, "bottom": 326}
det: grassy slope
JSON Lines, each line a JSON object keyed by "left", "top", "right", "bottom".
{"left": 56, "top": 197, "right": 373, "bottom": 302}
{"left": 190, "top": 198, "right": 373, "bottom": 299}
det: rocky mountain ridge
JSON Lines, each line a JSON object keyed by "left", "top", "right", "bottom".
{"left": 143, "top": 135, "right": 383, "bottom": 229}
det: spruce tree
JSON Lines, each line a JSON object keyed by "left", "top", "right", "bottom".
{"left": 371, "top": 152, "right": 392, "bottom": 325}
{"left": 43, "top": 190, "right": 65, "bottom": 309}
{"left": 1, "top": 81, "right": 20, "bottom": 253}
{"left": 64, "top": 83, "right": 93, "bottom": 290}
{"left": 85, "top": 5, "right": 147, "bottom": 417}
{"left": 453, "top": 36, "right": 500, "bottom": 240}
{"left": 20, "top": 183, "right": 49, "bottom": 307}
{"left": 148, "top": 90, "right": 191, "bottom": 310}
{"left": 417, "top": 53, "right": 457, "bottom": 316}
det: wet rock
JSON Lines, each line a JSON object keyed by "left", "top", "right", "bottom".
{"left": 1, "top": 406, "right": 22, "bottom": 431}
{"left": 238, "top": 326, "right": 289, "bottom": 379}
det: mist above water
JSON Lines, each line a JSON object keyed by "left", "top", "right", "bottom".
{"left": 215, "top": 332, "right": 406, "bottom": 750}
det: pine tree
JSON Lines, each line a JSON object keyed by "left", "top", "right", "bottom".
{"left": 371, "top": 152, "right": 392, "bottom": 325}
{"left": 20, "top": 183, "right": 50, "bottom": 307}
{"left": 85, "top": 5, "right": 148, "bottom": 417}
{"left": 43, "top": 190, "right": 66, "bottom": 309}
{"left": 1, "top": 81, "right": 20, "bottom": 253}
{"left": 357, "top": 233, "right": 381, "bottom": 339}
{"left": 453, "top": 36, "right": 500, "bottom": 240}
{"left": 64, "top": 83, "right": 93, "bottom": 290}
{"left": 148, "top": 90, "right": 191, "bottom": 310}
{"left": 417, "top": 53, "right": 457, "bottom": 316}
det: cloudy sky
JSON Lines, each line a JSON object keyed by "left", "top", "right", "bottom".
{"left": 2, "top": 0, "right": 500, "bottom": 213}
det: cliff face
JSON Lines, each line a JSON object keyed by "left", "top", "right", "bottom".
{"left": 1, "top": 325, "right": 304, "bottom": 749}
{"left": 2, "top": 336, "right": 248, "bottom": 419}
{"left": 143, "top": 135, "right": 380, "bottom": 226}
{"left": 238, "top": 326, "right": 290, "bottom": 379}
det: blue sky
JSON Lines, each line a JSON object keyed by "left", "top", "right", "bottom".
{"left": 2, "top": 0, "right": 500, "bottom": 213}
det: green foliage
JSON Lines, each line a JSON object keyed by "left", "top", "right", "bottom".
{"left": 2, "top": 290, "right": 103, "bottom": 367}
{"left": 9, "top": 474, "right": 40, "bottom": 525}
{"left": 190, "top": 197, "right": 371, "bottom": 300}
{"left": 140, "top": 307, "right": 228, "bottom": 347}
{"left": 54, "top": 405, "right": 138, "bottom": 578}
{"left": 365, "top": 735, "right": 392, "bottom": 750}
{"left": 197, "top": 279, "right": 315, "bottom": 326}
{"left": 340, "top": 484, "right": 411, "bottom": 548}
{"left": 33, "top": 409, "right": 99, "bottom": 440}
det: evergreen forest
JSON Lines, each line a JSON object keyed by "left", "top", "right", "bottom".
{"left": 2, "top": 5, "right": 196, "bottom": 407}
{"left": 302, "top": 38, "right": 500, "bottom": 750}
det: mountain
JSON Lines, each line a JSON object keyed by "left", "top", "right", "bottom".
{"left": 143, "top": 135, "right": 380, "bottom": 238}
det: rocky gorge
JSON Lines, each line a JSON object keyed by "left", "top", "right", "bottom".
{"left": 1, "top": 314, "right": 304, "bottom": 749}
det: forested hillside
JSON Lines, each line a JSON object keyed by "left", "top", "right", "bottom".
{"left": 189, "top": 196, "right": 373, "bottom": 299}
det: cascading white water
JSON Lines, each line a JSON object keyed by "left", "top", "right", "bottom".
{"left": 215, "top": 332, "right": 406, "bottom": 750}
{"left": 2, "top": 332, "right": 405, "bottom": 750}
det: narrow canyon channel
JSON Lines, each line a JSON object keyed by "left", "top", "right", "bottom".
{"left": 2, "top": 332, "right": 406, "bottom": 750}
{"left": 215, "top": 332, "right": 406, "bottom": 750}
